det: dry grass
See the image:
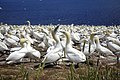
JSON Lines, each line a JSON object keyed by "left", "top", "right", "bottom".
{"left": 0, "top": 61, "right": 120, "bottom": 80}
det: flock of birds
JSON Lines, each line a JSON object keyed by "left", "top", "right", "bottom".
{"left": 0, "top": 22, "right": 120, "bottom": 66}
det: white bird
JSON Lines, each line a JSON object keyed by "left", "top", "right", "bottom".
{"left": 71, "top": 31, "right": 80, "bottom": 43}
{"left": 4, "top": 34, "right": 18, "bottom": 47}
{"left": 0, "top": 41, "right": 9, "bottom": 51}
{"left": 95, "top": 36, "right": 115, "bottom": 57}
{"left": 107, "top": 40, "right": 120, "bottom": 53}
{"left": 31, "top": 30, "right": 45, "bottom": 41}
{"left": 22, "top": 38, "right": 41, "bottom": 61}
{"left": 0, "top": 32, "right": 4, "bottom": 40}
{"left": 10, "top": 47, "right": 22, "bottom": 52}
{"left": 6, "top": 38, "right": 28, "bottom": 64}
{"left": 24, "top": 32, "right": 34, "bottom": 44}
{"left": 42, "top": 26, "right": 63, "bottom": 64}
{"left": 107, "top": 40, "right": 120, "bottom": 63}
{"left": 82, "top": 33, "right": 97, "bottom": 56}
{"left": 107, "top": 30, "right": 118, "bottom": 38}
{"left": 61, "top": 31, "right": 86, "bottom": 63}
{"left": 6, "top": 38, "right": 41, "bottom": 64}
{"left": 0, "top": 41, "right": 9, "bottom": 57}
{"left": 106, "top": 36, "right": 120, "bottom": 46}
{"left": 8, "top": 33, "right": 20, "bottom": 42}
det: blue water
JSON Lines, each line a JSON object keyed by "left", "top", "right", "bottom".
{"left": 0, "top": 0, "right": 120, "bottom": 25}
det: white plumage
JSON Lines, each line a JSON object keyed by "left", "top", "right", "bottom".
{"left": 61, "top": 31, "right": 86, "bottom": 63}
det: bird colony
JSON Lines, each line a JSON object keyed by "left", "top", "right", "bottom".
{"left": 0, "top": 23, "right": 120, "bottom": 66}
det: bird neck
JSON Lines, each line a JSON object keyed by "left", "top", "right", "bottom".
{"left": 52, "top": 29, "right": 58, "bottom": 43}
{"left": 53, "top": 33, "right": 60, "bottom": 44}
{"left": 55, "top": 42, "right": 62, "bottom": 49}
{"left": 95, "top": 38, "right": 101, "bottom": 48}
{"left": 66, "top": 33, "right": 71, "bottom": 46}
{"left": 21, "top": 42, "right": 27, "bottom": 48}
{"left": 26, "top": 41, "right": 31, "bottom": 47}
{"left": 90, "top": 34, "right": 94, "bottom": 42}
{"left": 21, "top": 41, "right": 31, "bottom": 48}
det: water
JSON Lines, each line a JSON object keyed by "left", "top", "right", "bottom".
{"left": 0, "top": 0, "right": 120, "bottom": 25}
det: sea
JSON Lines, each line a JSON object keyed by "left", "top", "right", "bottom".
{"left": 0, "top": 0, "right": 120, "bottom": 26}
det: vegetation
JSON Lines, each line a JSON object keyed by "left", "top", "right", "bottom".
{"left": 0, "top": 62, "right": 119, "bottom": 80}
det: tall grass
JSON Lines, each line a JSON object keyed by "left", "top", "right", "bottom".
{"left": 0, "top": 63, "right": 119, "bottom": 80}
{"left": 19, "top": 64, "right": 29, "bottom": 80}
{"left": 66, "top": 63, "right": 120, "bottom": 80}
{"left": 35, "top": 62, "right": 45, "bottom": 80}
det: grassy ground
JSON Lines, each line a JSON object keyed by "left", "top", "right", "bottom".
{"left": 0, "top": 60, "right": 120, "bottom": 80}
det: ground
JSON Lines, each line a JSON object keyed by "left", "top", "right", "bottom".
{"left": 0, "top": 56, "right": 120, "bottom": 80}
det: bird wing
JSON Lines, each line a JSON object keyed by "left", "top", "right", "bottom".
{"left": 6, "top": 51, "right": 26, "bottom": 61}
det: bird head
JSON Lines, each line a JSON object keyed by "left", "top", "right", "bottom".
{"left": 26, "top": 21, "right": 30, "bottom": 25}
{"left": 20, "top": 38, "right": 28, "bottom": 47}
{"left": 60, "top": 31, "right": 71, "bottom": 45}
{"left": 51, "top": 25, "right": 60, "bottom": 43}
{"left": 90, "top": 32, "right": 99, "bottom": 41}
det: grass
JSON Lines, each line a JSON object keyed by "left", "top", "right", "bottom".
{"left": 67, "top": 63, "right": 120, "bottom": 80}
{"left": 0, "top": 62, "right": 119, "bottom": 80}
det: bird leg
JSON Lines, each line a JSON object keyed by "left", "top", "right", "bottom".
{"left": 116, "top": 55, "right": 119, "bottom": 67}
{"left": 86, "top": 56, "right": 90, "bottom": 66}
{"left": 97, "top": 54, "right": 100, "bottom": 66}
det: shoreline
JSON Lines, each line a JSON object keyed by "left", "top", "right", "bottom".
{"left": 1, "top": 24, "right": 120, "bottom": 27}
